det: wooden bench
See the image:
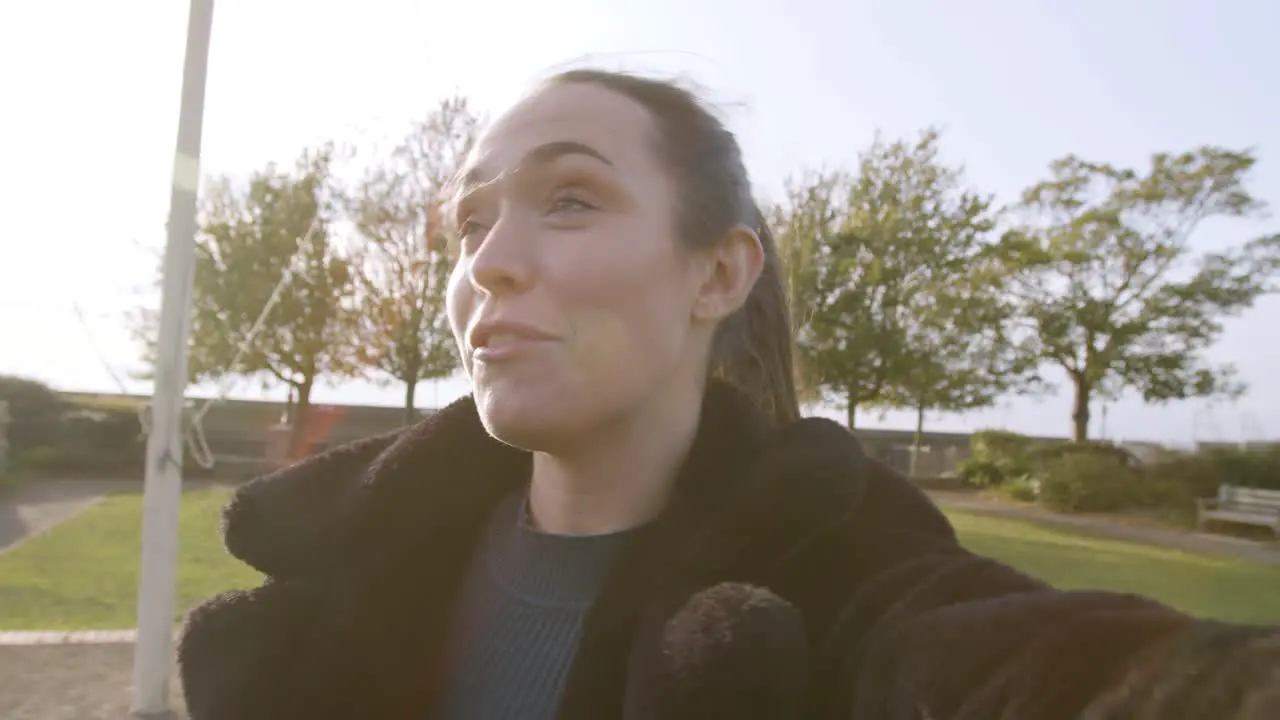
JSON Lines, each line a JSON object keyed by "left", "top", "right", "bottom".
{"left": 1196, "top": 485, "right": 1280, "bottom": 537}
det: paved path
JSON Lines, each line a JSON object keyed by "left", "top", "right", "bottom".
{"left": 0, "top": 641, "right": 185, "bottom": 720}
{"left": 0, "top": 479, "right": 233, "bottom": 718}
{"left": 929, "top": 490, "right": 1280, "bottom": 567}
{"left": 0, "top": 479, "right": 139, "bottom": 554}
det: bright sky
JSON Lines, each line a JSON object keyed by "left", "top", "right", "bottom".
{"left": 1, "top": 0, "right": 1277, "bottom": 444}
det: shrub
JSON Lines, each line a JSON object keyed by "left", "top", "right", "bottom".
{"left": 963, "top": 430, "right": 1040, "bottom": 487}
{"left": 16, "top": 445, "right": 60, "bottom": 471}
{"left": 1039, "top": 453, "right": 1142, "bottom": 513}
{"left": 970, "top": 431, "right": 1036, "bottom": 465}
{"left": 1, "top": 376, "right": 154, "bottom": 477}
{"left": 957, "top": 457, "right": 1004, "bottom": 488}
{"left": 1028, "top": 441, "right": 1139, "bottom": 471}
{"left": 998, "top": 475, "right": 1040, "bottom": 502}
{"left": 1129, "top": 470, "right": 1193, "bottom": 511}
{"left": 1148, "top": 446, "right": 1280, "bottom": 500}
{"left": 0, "top": 375, "right": 66, "bottom": 454}
{"left": 1203, "top": 446, "right": 1280, "bottom": 491}
{"left": 1146, "top": 453, "right": 1222, "bottom": 500}
{"left": 52, "top": 408, "right": 145, "bottom": 475}
{"left": 960, "top": 432, "right": 1132, "bottom": 490}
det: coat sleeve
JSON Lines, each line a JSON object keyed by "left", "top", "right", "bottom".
{"left": 178, "top": 574, "right": 381, "bottom": 720}
{"left": 178, "top": 580, "right": 321, "bottom": 720}
{"left": 821, "top": 472, "right": 1280, "bottom": 719}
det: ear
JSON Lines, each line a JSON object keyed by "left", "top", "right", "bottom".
{"left": 692, "top": 224, "right": 765, "bottom": 322}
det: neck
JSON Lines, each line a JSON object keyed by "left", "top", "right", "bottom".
{"left": 527, "top": 378, "right": 705, "bottom": 535}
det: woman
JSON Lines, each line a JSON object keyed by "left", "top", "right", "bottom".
{"left": 179, "top": 70, "right": 1280, "bottom": 719}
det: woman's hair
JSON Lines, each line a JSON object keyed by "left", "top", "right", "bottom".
{"left": 544, "top": 69, "right": 801, "bottom": 425}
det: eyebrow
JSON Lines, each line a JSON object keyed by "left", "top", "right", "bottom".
{"left": 454, "top": 140, "right": 614, "bottom": 202}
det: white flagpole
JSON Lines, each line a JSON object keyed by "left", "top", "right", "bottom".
{"left": 131, "top": 0, "right": 216, "bottom": 716}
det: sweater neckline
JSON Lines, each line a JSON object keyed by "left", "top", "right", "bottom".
{"left": 483, "top": 488, "right": 643, "bottom": 607}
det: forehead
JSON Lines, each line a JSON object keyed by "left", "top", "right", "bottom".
{"left": 462, "top": 82, "right": 664, "bottom": 183}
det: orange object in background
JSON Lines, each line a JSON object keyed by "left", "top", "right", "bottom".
{"left": 265, "top": 405, "right": 347, "bottom": 468}
{"left": 296, "top": 405, "right": 343, "bottom": 457}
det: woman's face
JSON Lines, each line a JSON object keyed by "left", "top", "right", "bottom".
{"left": 446, "top": 82, "right": 715, "bottom": 450}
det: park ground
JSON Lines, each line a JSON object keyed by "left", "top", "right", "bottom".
{"left": 1, "top": 485, "right": 1278, "bottom": 628}
{"left": 0, "top": 483, "right": 1277, "bottom": 718}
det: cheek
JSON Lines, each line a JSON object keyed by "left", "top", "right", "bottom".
{"left": 445, "top": 263, "right": 472, "bottom": 364}
{"left": 556, "top": 237, "right": 693, "bottom": 376}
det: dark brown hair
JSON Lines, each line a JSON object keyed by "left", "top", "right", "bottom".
{"left": 545, "top": 69, "right": 800, "bottom": 425}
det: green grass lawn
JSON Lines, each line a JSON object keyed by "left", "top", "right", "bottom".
{"left": 0, "top": 490, "right": 260, "bottom": 630}
{"left": 949, "top": 511, "right": 1280, "bottom": 625}
{"left": 0, "top": 490, "right": 1277, "bottom": 629}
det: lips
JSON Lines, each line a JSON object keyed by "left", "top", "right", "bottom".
{"left": 468, "top": 320, "right": 559, "bottom": 360}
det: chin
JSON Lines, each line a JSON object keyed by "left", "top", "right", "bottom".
{"left": 473, "top": 383, "right": 584, "bottom": 453}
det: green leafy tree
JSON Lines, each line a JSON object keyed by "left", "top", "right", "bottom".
{"left": 141, "top": 145, "right": 361, "bottom": 453}
{"left": 776, "top": 164, "right": 907, "bottom": 429}
{"left": 889, "top": 261, "right": 1038, "bottom": 474}
{"left": 347, "top": 97, "right": 480, "bottom": 424}
{"left": 771, "top": 170, "right": 846, "bottom": 406}
{"left": 867, "top": 144, "right": 1038, "bottom": 474}
{"left": 784, "top": 130, "right": 1011, "bottom": 431}
{"left": 999, "top": 148, "right": 1280, "bottom": 441}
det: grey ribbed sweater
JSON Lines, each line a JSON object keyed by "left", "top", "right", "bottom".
{"left": 432, "top": 489, "right": 638, "bottom": 719}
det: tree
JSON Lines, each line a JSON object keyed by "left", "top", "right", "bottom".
{"left": 347, "top": 97, "right": 479, "bottom": 424}
{"left": 776, "top": 167, "right": 903, "bottom": 429}
{"left": 782, "top": 130, "right": 1009, "bottom": 431}
{"left": 145, "top": 145, "right": 361, "bottom": 454}
{"left": 782, "top": 141, "right": 920, "bottom": 430}
{"left": 999, "top": 148, "right": 1280, "bottom": 441}
{"left": 888, "top": 258, "right": 1037, "bottom": 474}
{"left": 867, "top": 141, "right": 1037, "bottom": 475}
{"left": 771, "top": 170, "right": 845, "bottom": 406}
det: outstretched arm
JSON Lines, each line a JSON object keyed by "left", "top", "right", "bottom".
{"left": 829, "top": 543, "right": 1280, "bottom": 719}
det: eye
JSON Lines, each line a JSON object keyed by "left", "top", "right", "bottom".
{"left": 459, "top": 218, "right": 489, "bottom": 235}
{"left": 457, "top": 219, "right": 490, "bottom": 251}
{"left": 547, "top": 192, "right": 597, "bottom": 214}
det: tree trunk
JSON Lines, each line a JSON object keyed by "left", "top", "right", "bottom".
{"left": 403, "top": 311, "right": 424, "bottom": 427}
{"left": 289, "top": 377, "right": 314, "bottom": 460}
{"left": 846, "top": 390, "right": 857, "bottom": 431}
{"left": 403, "top": 380, "right": 418, "bottom": 426}
{"left": 910, "top": 401, "right": 925, "bottom": 478}
{"left": 1071, "top": 375, "right": 1091, "bottom": 442}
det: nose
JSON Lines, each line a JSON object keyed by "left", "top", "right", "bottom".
{"left": 468, "top": 214, "right": 535, "bottom": 297}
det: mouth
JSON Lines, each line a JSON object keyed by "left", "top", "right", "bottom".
{"left": 468, "top": 320, "right": 559, "bottom": 360}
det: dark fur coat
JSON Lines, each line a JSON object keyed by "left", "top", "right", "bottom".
{"left": 179, "top": 384, "right": 1280, "bottom": 719}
